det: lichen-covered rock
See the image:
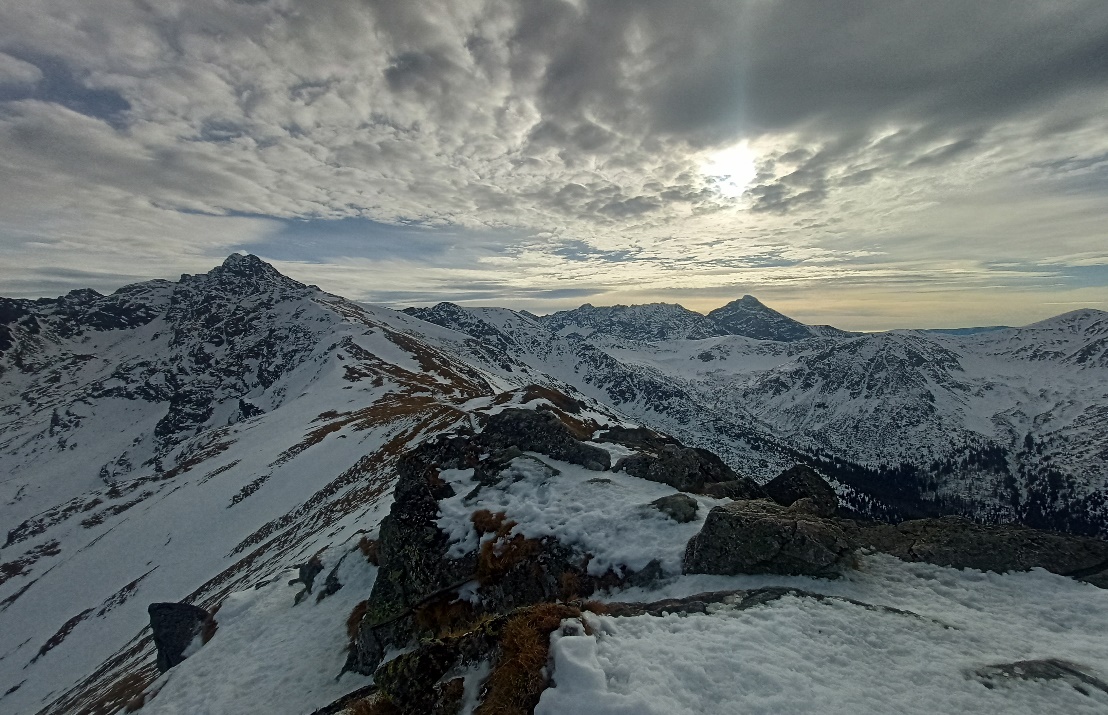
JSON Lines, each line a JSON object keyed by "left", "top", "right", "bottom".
{"left": 148, "top": 602, "right": 212, "bottom": 672}
{"left": 683, "top": 501, "right": 856, "bottom": 577}
{"left": 616, "top": 444, "right": 740, "bottom": 492}
{"left": 481, "top": 408, "right": 610, "bottom": 471}
{"left": 847, "top": 516, "right": 1108, "bottom": 580}
{"left": 763, "top": 464, "right": 838, "bottom": 517}
{"left": 650, "top": 493, "right": 699, "bottom": 523}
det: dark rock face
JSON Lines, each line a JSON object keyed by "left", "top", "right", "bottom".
{"left": 650, "top": 493, "right": 699, "bottom": 523}
{"left": 847, "top": 516, "right": 1108, "bottom": 580}
{"left": 597, "top": 426, "right": 681, "bottom": 452}
{"left": 697, "top": 479, "right": 768, "bottom": 500}
{"left": 706, "top": 295, "right": 815, "bottom": 342}
{"left": 148, "top": 602, "right": 211, "bottom": 672}
{"left": 972, "top": 659, "right": 1108, "bottom": 695}
{"left": 683, "top": 501, "right": 857, "bottom": 577}
{"left": 482, "top": 409, "right": 610, "bottom": 471}
{"left": 763, "top": 465, "right": 838, "bottom": 517}
{"left": 616, "top": 444, "right": 743, "bottom": 493}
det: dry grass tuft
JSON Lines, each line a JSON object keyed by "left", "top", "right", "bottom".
{"left": 470, "top": 509, "right": 509, "bottom": 536}
{"left": 79, "top": 671, "right": 149, "bottom": 715}
{"left": 559, "top": 571, "right": 580, "bottom": 601}
{"left": 475, "top": 603, "right": 582, "bottom": 715}
{"left": 358, "top": 536, "right": 379, "bottom": 566}
{"left": 346, "top": 695, "right": 400, "bottom": 715}
{"left": 413, "top": 593, "right": 477, "bottom": 637}
{"left": 347, "top": 600, "right": 370, "bottom": 643}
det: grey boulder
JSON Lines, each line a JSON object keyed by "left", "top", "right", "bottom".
{"left": 650, "top": 493, "right": 700, "bottom": 523}
{"left": 763, "top": 464, "right": 838, "bottom": 517}
{"left": 683, "top": 500, "right": 856, "bottom": 577}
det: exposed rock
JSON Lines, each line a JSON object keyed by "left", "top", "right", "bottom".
{"left": 148, "top": 602, "right": 212, "bottom": 673}
{"left": 288, "top": 555, "right": 324, "bottom": 605}
{"left": 349, "top": 420, "right": 657, "bottom": 675}
{"left": 615, "top": 444, "right": 740, "bottom": 492}
{"left": 972, "top": 659, "right": 1108, "bottom": 695}
{"left": 481, "top": 409, "right": 610, "bottom": 471}
{"left": 596, "top": 425, "right": 681, "bottom": 452}
{"left": 696, "top": 479, "right": 767, "bottom": 500}
{"left": 847, "top": 516, "right": 1108, "bottom": 580}
{"left": 763, "top": 464, "right": 838, "bottom": 517}
{"left": 683, "top": 500, "right": 857, "bottom": 577}
{"left": 650, "top": 493, "right": 699, "bottom": 523}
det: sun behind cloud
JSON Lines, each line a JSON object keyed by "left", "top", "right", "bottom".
{"left": 702, "top": 142, "right": 758, "bottom": 198}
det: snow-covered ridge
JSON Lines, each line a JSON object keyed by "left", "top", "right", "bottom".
{"left": 2, "top": 255, "right": 1106, "bottom": 714}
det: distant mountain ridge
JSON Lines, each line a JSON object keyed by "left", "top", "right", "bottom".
{"left": 535, "top": 294, "right": 856, "bottom": 343}
{"left": 3, "top": 254, "right": 1107, "bottom": 714}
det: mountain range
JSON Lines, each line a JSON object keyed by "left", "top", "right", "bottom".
{"left": 1, "top": 254, "right": 1106, "bottom": 714}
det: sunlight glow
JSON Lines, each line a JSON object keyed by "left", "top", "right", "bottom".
{"left": 703, "top": 142, "right": 758, "bottom": 198}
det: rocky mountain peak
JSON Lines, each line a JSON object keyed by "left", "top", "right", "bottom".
{"left": 707, "top": 295, "right": 815, "bottom": 342}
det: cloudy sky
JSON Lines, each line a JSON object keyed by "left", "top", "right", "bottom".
{"left": 1, "top": 0, "right": 1106, "bottom": 329}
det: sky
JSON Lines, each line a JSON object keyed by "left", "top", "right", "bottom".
{"left": 1, "top": 0, "right": 1107, "bottom": 330}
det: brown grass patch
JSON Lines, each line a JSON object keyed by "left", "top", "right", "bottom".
{"left": 471, "top": 509, "right": 509, "bottom": 536}
{"left": 347, "top": 600, "right": 370, "bottom": 643}
{"left": 475, "top": 603, "right": 582, "bottom": 715}
{"left": 559, "top": 571, "right": 580, "bottom": 601}
{"left": 346, "top": 696, "right": 400, "bottom": 715}
{"left": 78, "top": 671, "right": 147, "bottom": 715}
{"left": 474, "top": 512, "right": 541, "bottom": 586}
{"left": 358, "top": 537, "right": 379, "bottom": 565}
{"left": 413, "top": 593, "right": 477, "bottom": 637}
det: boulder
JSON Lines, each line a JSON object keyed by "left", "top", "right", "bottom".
{"left": 763, "top": 465, "right": 838, "bottom": 517}
{"left": 148, "top": 602, "right": 212, "bottom": 672}
{"left": 650, "top": 493, "right": 700, "bottom": 523}
{"left": 696, "top": 478, "right": 767, "bottom": 500}
{"left": 481, "top": 409, "right": 610, "bottom": 471}
{"left": 616, "top": 444, "right": 739, "bottom": 492}
{"left": 683, "top": 501, "right": 856, "bottom": 577}
{"left": 848, "top": 516, "right": 1108, "bottom": 579}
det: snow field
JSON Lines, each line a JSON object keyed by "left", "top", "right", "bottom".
{"left": 538, "top": 555, "right": 1108, "bottom": 714}
{"left": 140, "top": 547, "right": 376, "bottom": 715}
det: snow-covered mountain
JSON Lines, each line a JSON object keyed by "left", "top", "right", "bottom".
{"left": 407, "top": 297, "right": 1108, "bottom": 534}
{"left": 2, "top": 255, "right": 1107, "bottom": 714}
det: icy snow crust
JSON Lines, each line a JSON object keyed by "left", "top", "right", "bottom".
{"left": 539, "top": 556, "right": 1108, "bottom": 715}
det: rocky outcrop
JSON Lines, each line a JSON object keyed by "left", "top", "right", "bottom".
{"left": 683, "top": 500, "right": 857, "bottom": 577}
{"left": 972, "top": 659, "right": 1108, "bottom": 695}
{"left": 846, "top": 516, "right": 1108, "bottom": 582}
{"left": 763, "top": 464, "right": 838, "bottom": 517}
{"left": 348, "top": 410, "right": 652, "bottom": 676}
{"left": 482, "top": 409, "right": 610, "bottom": 471}
{"left": 650, "top": 493, "right": 699, "bottom": 523}
{"left": 616, "top": 444, "right": 759, "bottom": 494}
{"left": 147, "top": 602, "right": 212, "bottom": 673}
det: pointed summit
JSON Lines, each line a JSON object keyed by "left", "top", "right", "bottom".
{"left": 707, "top": 296, "right": 816, "bottom": 342}
{"left": 218, "top": 253, "right": 283, "bottom": 280}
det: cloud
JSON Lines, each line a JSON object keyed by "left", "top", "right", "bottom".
{"left": 0, "top": 52, "right": 43, "bottom": 85}
{"left": 0, "top": 0, "right": 1105, "bottom": 327}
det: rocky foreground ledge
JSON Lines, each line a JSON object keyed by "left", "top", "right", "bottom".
{"left": 145, "top": 399, "right": 1108, "bottom": 714}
